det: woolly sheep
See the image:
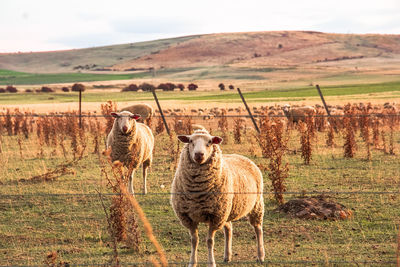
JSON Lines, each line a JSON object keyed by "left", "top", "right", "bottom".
{"left": 120, "top": 103, "right": 154, "bottom": 125}
{"left": 282, "top": 104, "right": 316, "bottom": 123}
{"left": 171, "top": 130, "right": 265, "bottom": 266}
{"left": 191, "top": 124, "right": 206, "bottom": 132}
{"left": 106, "top": 111, "right": 154, "bottom": 195}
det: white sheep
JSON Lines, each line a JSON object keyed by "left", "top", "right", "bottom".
{"left": 191, "top": 124, "right": 206, "bottom": 132}
{"left": 106, "top": 111, "right": 154, "bottom": 194}
{"left": 171, "top": 130, "right": 265, "bottom": 266}
{"left": 282, "top": 104, "right": 316, "bottom": 123}
{"left": 120, "top": 103, "right": 154, "bottom": 125}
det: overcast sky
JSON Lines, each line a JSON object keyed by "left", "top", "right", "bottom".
{"left": 1, "top": 0, "right": 399, "bottom": 53}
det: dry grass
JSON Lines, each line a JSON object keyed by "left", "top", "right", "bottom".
{"left": 0, "top": 104, "right": 399, "bottom": 265}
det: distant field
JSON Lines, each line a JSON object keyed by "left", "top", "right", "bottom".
{"left": 1, "top": 80, "right": 400, "bottom": 105}
{"left": 175, "top": 81, "right": 400, "bottom": 102}
{"left": 0, "top": 69, "right": 148, "bottom": 85}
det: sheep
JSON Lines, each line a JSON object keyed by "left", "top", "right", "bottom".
{"left": 120, "top": 103, "right": 154, "bottom": 125}
{"left": 203, "top": 114, "right": 214, "bottom": 120}
{"left": 282, "top": 104, "right": 316, "bottom": 123}
{"left": 106, "top": 111, "right": 154, "bottom": 195}
{"left": 171, "top": 130, "right": 265, "bottom": 266}
{"left": 191, "top": 124, "right": 206, "bottom": 131}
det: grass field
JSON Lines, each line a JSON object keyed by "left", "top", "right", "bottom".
{"left": 0, "top": 69, "right": 150, "bottom": 85}
{"left": 1, "top": 80, "right": 400, "bottom": 106}
{"left": 0, "top": 112, "right": 398, "bottom": 265}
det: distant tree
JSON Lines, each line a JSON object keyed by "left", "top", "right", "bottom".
{"left": 139, "top": 82, "right": 155, "bottom": 92}
{"left": 228, "top": 84, "right": 234, "bottom": 90}
{"left": 61, "top": 87, "right": 70, "bottom": 92}
{"left": 157, "top": 83, "right": 169, "bottom": 91}
{"left": 40, "top": 86, "right": 54, "bottom": 93}
{"left": 122, "top": 84, "right": 138, "bottom": 92}
{"left": 218, "top": 83, "right": 225, "bottom": 90}
{"left": 72, "top": 83, "right": 85, "bottom": 92}
{"left": 6, "top": 85, "right": 17, "bottom": 93}
{"left": 165, "top": 82, "right": 176, "bottom": 91}
{"left": 188, "top": 83, "right": 198, "bottom": 91}
{"left": 177, "top": 83, "right": 185, "bottom": 91}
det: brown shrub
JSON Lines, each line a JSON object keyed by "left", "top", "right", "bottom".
{"left": 256, "top": 115, "right": 289, "bottom": 204}
{"left": 343, "top": 104, "right": 356, "bottom": 158}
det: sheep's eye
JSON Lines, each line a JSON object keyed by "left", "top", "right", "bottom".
{"left": 189, "top": 140, "right": 193, "bottom": 143}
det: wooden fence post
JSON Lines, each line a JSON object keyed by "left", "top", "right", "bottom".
{"left": 236, "top": 87, "right": 260, "bottom": 133}
{"left": 152, "top": 89, "right": 170, "bottom": 135}
{"left": 316, "top": 84, "right": 337, "bottom": 131}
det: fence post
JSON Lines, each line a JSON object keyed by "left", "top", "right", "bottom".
{"left": 315, "top": 84, "right": 331, "bottom": 116}
{"left": 79, "top": 89, "right": 82, "bottom": 129}
{"left": 316, "top": 84, "right": 337, "bottom": 131}
{"left": 152, "top": 89, "right": 170, "bottom": 135}
{"left": 236, "top": 87, "right": 260, "bottom": 133}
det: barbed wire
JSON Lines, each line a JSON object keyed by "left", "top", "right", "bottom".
{"left": 0, "top": 259, "right": 396, "bottom": 266}
{"left": 0, "top": 113, "right": 399, "bottom": 118}
{"left": 0, "top": 190, "right": 398, "bottom": 198}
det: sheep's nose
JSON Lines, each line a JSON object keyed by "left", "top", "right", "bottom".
{"left": 122, "top": 126, "right": 128, "bottom": 132}
{"left": 194, "top": 152, "right": 204, "bottom": 163}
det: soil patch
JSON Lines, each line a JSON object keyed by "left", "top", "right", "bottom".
{"left": 277, "top": 195, "right": 353, "bottom": 220}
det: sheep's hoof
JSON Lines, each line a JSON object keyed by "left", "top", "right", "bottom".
{"left": 223, "top": 257, "right": 231, "bottom": 262}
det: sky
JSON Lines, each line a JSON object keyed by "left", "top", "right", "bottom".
{"left": 0, "top": 0, "right": 399, "bottom": 53}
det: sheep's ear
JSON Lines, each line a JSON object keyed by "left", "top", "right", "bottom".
{"left": 177, "top": 135, "right": 190, "bottom": 143}
{"left": 110, "top": 112, "right": 119, "bottom": 118}
{"left": 211, "top": 136, "right": 223, "bottom": 144}
{"left": 130, "top": 114, "right": 141, "bottom": 120}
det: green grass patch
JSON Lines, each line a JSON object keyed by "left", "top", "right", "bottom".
{"left": 1, "top": 80, "right": 400, "bottom": 105}
{"left": 0, "top": 69, "right": 149, "bottom": 85}
{"left": 174, "top": 81, "right": 400, "bottom": 101}
{"left": 0, "top": 125, "right": 398, "bottom": 265}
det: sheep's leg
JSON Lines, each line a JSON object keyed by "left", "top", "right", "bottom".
{"left": 188, "top": 225, "right": 199, "bottom": 267}
{"left": 253, "top": 224, "right": 265, "bottom": 263}
{"left": 206, "top": 226, "right": 217, "bottom": 267}
{"left": 142, "top": 159, "right": 151, "bottom": 195}
{"left": 223, "top": 221, "right": 232, "bottom": 262}
{"left": 128, "top": 170, "right": 136, "bottom": 195}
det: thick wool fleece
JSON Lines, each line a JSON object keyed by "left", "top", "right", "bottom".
{"left": 121, "top": 104, "right": 154, "bottom": 123}
{"left": 171, "top": 143, "right": 264, "bottom": 230}
{"left": 108, "top": 119, "right": 154, "bottom": 169}
{"left": 284, "top": 106, "right": 316, "bottom": 123}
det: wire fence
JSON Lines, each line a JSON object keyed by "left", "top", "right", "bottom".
{"left": 1, "top": 109, "right": 399, "bottom": 266}
{"left": 0, "top": 190, "right": 399, "bottom": 198}
{"left": 0, "top": 113, "right": 399, "bottom": 118}
{"left": 0, "top": 259, "right": 396, "bottom": 266}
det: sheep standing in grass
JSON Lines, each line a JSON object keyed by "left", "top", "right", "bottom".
{"left": 106, "top": 111, "right": 154, "bottom": 194}
{"left": 171, "top": 130, "right": 265, "bottom": 266}
{"left": 282, "top": 104, "right": 316, "bottom": 123}
{"left": 120, "top": 103, "right": 154, "bottom": 125}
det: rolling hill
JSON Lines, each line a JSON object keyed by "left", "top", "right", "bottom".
{"left": 1, "top": 31, "right": 400, "bottom": 86}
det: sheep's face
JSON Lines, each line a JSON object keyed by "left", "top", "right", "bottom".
{"left": 178, "top": 133, "right": 223, "bottom": 164}
{"left": 111, "top": 111, "right": 141, "bottom": 135}
{"left": 282, "top": 104, "right": 291, "bottom": 113}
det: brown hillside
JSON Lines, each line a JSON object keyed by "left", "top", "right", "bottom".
{"left": 113, "top": 31, "right": 400, "bottom": 70}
